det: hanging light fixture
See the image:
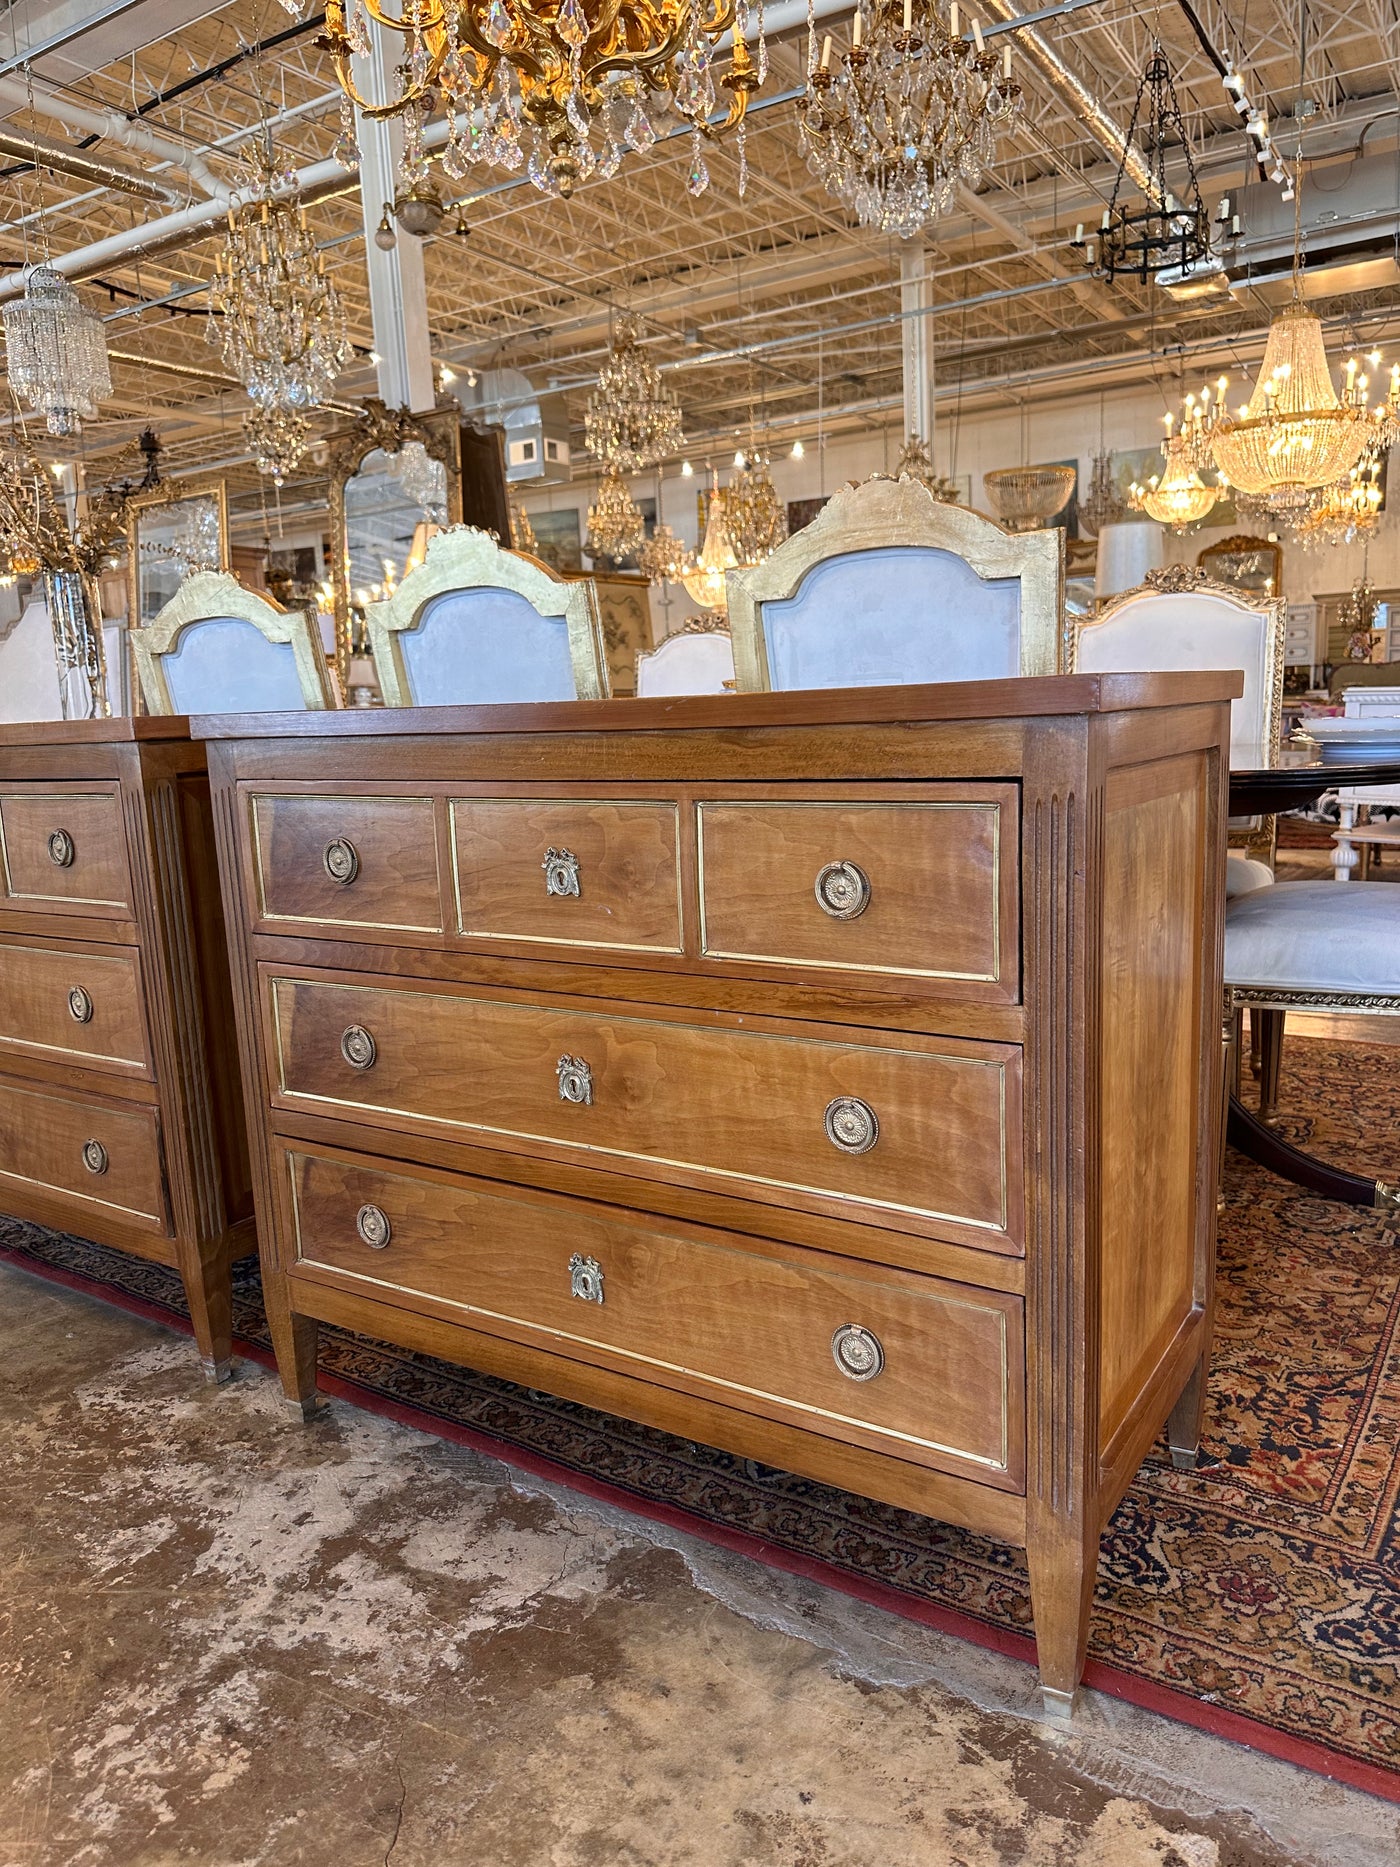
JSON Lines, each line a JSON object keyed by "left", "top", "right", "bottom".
{"left": 1127, "top": 427, "right": 1221, "bottom": 532}
{"left": 639, "top": 521, "right": 690, "bottom": 584}
{"left": 243, "top": 404, "right": 312, "bottom": 487}
{"left": 318, "top": 0, "right": 762, "bottom": 203}
{"left": 982, "top": 465, "right": 1076, "bottom": 532}
{"left": 584, "top": 317, "right": 685, "bottom": 471}
{"left": 1292, "top": 449, "right": 1386, "bottom": 547}
{"left": 2, "top": 266, "right": 112, "bottom": 437}
{"left": 681, "top": 488, "right": 739, "bottom": 609}
{"left": 724, "top": 452, "right": 787, "bottom": 566}
{"left": 1078, "top": 452, "right": 1125, "bottom": 536}
{"left": 509, "top": 495, "right": 539, "bottom": 555}
{"left": 800, "top": 1, "right": 1022, "bottom": 238}
{"left": 896, "top": 434, "right": 961, "bottom": 502}
{"left": 585, "top": 466, "right": 646, "bottom": 560}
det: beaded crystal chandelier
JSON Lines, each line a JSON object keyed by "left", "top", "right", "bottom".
{"left": 2, "top": 266, "right": 112, "bottom": 437}
{"left": 208, "top": 152, "right": 352, "bottom": 420}
{"left": 585, "top": 319, "right": 685, "bottom": 471}
{"left": 681, "top": 489, "right": 739, "bottom": 608}
{"left": 243, "top": 404, "right": 312, "bottom": 486}
{"left": 639, "top": 521, "right": 690, "bottom": 583}
{"left": 1293, "top": 450, "right": 1385, "bottom": 547}
{"left": 724, "top": 453, "right": 787, "bottom": 565}
{"left": 586, "top": 466, "right": 646, "bottom": 559}
{"left": 319, "top": 0, "right": 762, "bottom": 202}
{"left": 800, "top": 0, "right": 1022, "bottom": 238}
{"left": 1127, "top": 431, "right": 1220, "bottom": 532}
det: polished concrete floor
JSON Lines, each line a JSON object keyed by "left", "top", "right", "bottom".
{"left": 1, "top": 1263, "right": 1398, "bottom": 1867}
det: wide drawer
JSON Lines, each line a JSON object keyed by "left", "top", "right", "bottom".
{"left": 0, "top": 789, "right": 131, "bottom": 916}
{"left": 282, "top": 1146, "right": 1024, "bottom": 1486}
{"left": 268, "top": 972, "right": 1021, "bottom": 1249}
{"left": 251, "top": 792, "right": 444, "bottom": 934}
{"left": 0, "top": 1075, "right": 168, "bottom": 1231}
{"left": 696, "top": 788, "right": 1018, "bottom": 1000}
{"left": 451, "top": 797, "right": 683, "bottom": 955}
{"left": 0, "top": 938, "right": 150, "bottom": 1078}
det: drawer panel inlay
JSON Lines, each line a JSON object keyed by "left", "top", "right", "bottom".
{"left": 0, "top": 940, "right": 150, "bottom": 1075}
{"left": 0, "top": 790, "right": 130, "bottom": 913}
{"left": 269, "top": 974, "right": 1020, "bottom": 1245}
{"left": 284, "top": 1147, "right": 1023, "bottom": 1480}
{"left": 251, "top": 793, "right": 443, "bottom": 933}
{"left": 0, "top": 1076, "right": 168, "bottom": 1229}
{"left": 696, "top": 791, "right": 1018, "bottom": 994}
{"left": 451, "top": 797, "right": 683, "bottom": 954}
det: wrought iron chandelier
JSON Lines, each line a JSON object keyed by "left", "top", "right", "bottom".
{"left": 585, "top": 318, "right": 685, "bottom": 471}
{"left": 208, "top": 150, "right": 352, "bottom": 420}
{"left": 243, "top": 404, "right": 313, "bottom": 486}
{"left": 319, "top": 0, "right": 763, "bottom": 202}
{"left": 799, "top": 0, "right": 1022, "bottom": 238}
{"left": 724, "top": 452, "right": 787, "bottom": 565}
{"left": 586, "top": 466, "right": 646, "bottom": 559}
{"left": 2, "top": 266, "right": 112, "bottom": 437}
{"left": 1127, "top": 429, "right": 1221, "bottom": 532}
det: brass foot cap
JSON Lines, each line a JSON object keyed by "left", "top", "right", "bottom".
{"left": 201, "top": 1357, "right": 233, "bottom": 1386}
{"left": 1169, "top": 1445, "right": 1200, "bottom": 1472}
{"left": 1039, "top": 1684, "right": 1079, "bottom": 1723}
{"left": 282, "top": 1395, "right": 324, "bottom": 1424}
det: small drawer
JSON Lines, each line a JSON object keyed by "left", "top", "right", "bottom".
{"left": 0, "top": 940, "right": 150, "bottom": 1077}
{"left": 696, "top": 788, "right": 1019, "bottom": 1000}
{"left": 0, "top": 1075, "right": 168, "bottom": 1231}
{"left": 251, "top": 793, "right": 444, "bottom": 934}
{"left": 283, "top": 1147, "right": 1025, "bottom": 1486}
{"left": 269, "top": 973, "right": 1021, "bottom": 1250}
{"left": 0, "top": 790, "right": 131, "bottom": 916}
{"left": 451, "top": 796, "right": 683, "bottom": 954}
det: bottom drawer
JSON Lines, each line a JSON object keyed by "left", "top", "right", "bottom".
{"left": 0, "top": 1076, "right": 169, "bottom": 1232}
{"left": 282, "top": 1146, "right": 1024, "bottom": 1490}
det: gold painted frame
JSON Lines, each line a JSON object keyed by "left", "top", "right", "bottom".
{"left": 725, "top": 474, "right": 1064, "bottom": 691}
{"left": 134, "top": 570, "right": 338, "bottom": 714}
{"left": 125, "top": 474, "right": 228, "bottom": 629}
{"left": 1197, "top": 533, "right": 1284, "bottom": 600}
{"left": 365, "top": 525, "right": 610, "bottom": 706}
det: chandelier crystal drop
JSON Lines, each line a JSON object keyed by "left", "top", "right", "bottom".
{"left": 724, "top": 453, "right": 787, "bottom": 566}
{"left": 1127, "top": 432, "right": 1220, "bottom": 532}
{"left": 799, "top": 0, "right": 1023, "bottom": 239}
{"left": 585, "top": 466, "right": 646, "bottom": 559}
{"left": 319, "top": 0, "right": 762, "bottom": 202}
{"left": 394, "top": 440, "right": 449, "bottom": 520}
{"left": 242, "top": 404, "right": 313, "bottom": 486}
{"left": 2, "top": 266, "right": 112, "bottom": 437}
{"left": 208, "top": 150, "right": 352, "bottom": 419}
{"left": 584, "top": 318, "right": 685, "bottom": 471}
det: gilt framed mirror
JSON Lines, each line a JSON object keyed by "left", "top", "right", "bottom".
{"left": 1196, "top": 533, "right": 1283, "bottom": 601}
{"left": 126, "top": 476, "right": 229, "bottom": 628}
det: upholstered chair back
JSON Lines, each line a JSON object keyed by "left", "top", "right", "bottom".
{"left": 135, "top": 571, "right": 336, "bottom": 714}
{"left": 725, "top": 476, "right": 1063, "bottom": 692}
{"left": 365, "top": 526, "right": 609, "bottom": 707}
{"left": 635, "top": 624, "right": 735, "bottom": 697}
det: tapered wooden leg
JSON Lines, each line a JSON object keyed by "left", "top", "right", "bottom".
{"left": 1248, "top": 1007, "right": 1262, "bottom": 1081}
{"left": 1167, "top": 1354, "right": 1207, "bottom": 1471}
{"left": 1026, "top": 1530, "right": 1097, "bottom": 1721}
{"left": 179, "top": 1235, "right": 233, "bottom": 1385}
{"left": 265, "top": 1270, "right": 321, "bottom": 1421}
{"left": 1257, "top": 1008, "right": 1286, "bottom": 1127}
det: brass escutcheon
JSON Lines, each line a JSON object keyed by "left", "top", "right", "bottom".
{"left": 824, "top": 1096, "right": 879, "bottom": 1154}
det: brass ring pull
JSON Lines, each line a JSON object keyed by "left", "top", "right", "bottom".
{"left": 81, "top": 1138, "right": 108, "bottom": 1176}
{"left": 355, "top": 1203, "right": 392, "bottom": 1249}
{"left": 323, "top": 838, "right": 360, "bottom": 886}
{"left": 824, "top": 1096, "right": 879, "bottom": 1154}
{"left": 814, "top": 860, "right": 870, "bottom": 920}
{"left": 68, "top": 986, "right": 93, "bottom": 1024}
{"left": 831, "top": 1323, "right": 885, "bottom": 1382}
{"left": 557, "top": 1054, "right": 593, "bottom": 1104}
{"left": 48, "top": 828, "right": 74, "bottom": 868}
{"left": 341, "top": 1024, "right": 377, "bottom": 1070}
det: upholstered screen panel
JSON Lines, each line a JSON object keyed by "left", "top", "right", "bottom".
{"left": 761, "top": 545, "right": 1023, "bottom": 690}
{"left": 1074, "top": 593, "right": 1272, "bottom": 762}
{"left": 399, "top": 587, "right": 577, "bottom": 705}
{"left": 636, "top": 632, "right": 735, "bottom": 697}
{"left": 160, "top": 617, "right": 305, "bottom": 715}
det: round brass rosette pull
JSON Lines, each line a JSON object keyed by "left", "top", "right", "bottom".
{"left": 323, "top": 838, "right": 360, "bottom": 886}
{"left": 81, "top": 1139, "right": 108, "bottom": 1175}
{"left": 355, "top": 1203, "right": 392, "bottom": 1249}
{"left": 68, "top": 986, "right": 93, "bottom": 1024}
{"left": 814, "top": 859, "right": 870, "bottom": 920}
{"left": 47, "top": 828, "right": 74, "bottom": 868}
{"left": 341, "top": 1024, "right": 377, "bottom": 1070}
{"left": 831, "top": 1323, "right": 885, "bottom": 1382}
{"left": 824, "top": 1096, "right": 879, "bottom": 1154}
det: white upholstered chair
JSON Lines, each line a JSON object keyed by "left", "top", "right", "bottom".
{"left": 725, "top": 475, "right": 1063, "bottom": 691}
{"left": 365, "top": 525, "right": 609, "bottom": 707}
{"left": 634, "top": 622, "right": 735, "bottom": 697}
{"left": 134, "top": 571, "right": 337, "bottom": 714}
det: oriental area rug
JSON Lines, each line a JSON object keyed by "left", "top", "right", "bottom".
{"left": 4, "top": 1036, "right": 1398, "bottom": 1801}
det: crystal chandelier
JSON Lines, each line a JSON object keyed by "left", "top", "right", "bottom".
{"left": 982, "top": 465, "right": 1075, "bottom": 532}
{"left": 1077, "top": 451, "right": 1125, "bottom": 536}
{"left": 586, "top": 466, "right": 646, "bottom": 559}
{"left": 585, "top": 318, "right": 685, "bottom": 471}
{"left": 800, "top": 0, "right": 1022, "bottom": 239}
{"left": 1183, "top": 305, "right": 1399, "bottom": 511}
{"left": 724, "top": 453, "right": 787, "bottom": 566}
{"left": 639, "top": 521, "right": 690, "bottom": 583}
{"left": 2, "top": 266, "right": 112, "bottom": 437}
{"left": 243, "top": 404, "right": 312, "bottom": 486}
{"left": 1293, "top": 450, "right": 1385, "bottom": 547}
{"left": 896, "top": 433, "right": 960, "bottom": 502}
{"left": 509, "top": 495, "right": 539, "bottom": 554}
{"left": 394, "top": 440, "right": 449, "bottom": 520}
{"left": 319, "top": 0, "right": 762, "bottom": 203}
{"left": 1127, "top": 431, "right": 1221, "bottom": 532}
{"left": 208, "top": 149, "right": 352, "bottom": 417}
{"left": 681, "top": 489, "right": 739, "bottom": 608}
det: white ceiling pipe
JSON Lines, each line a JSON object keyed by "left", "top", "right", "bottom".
{"left": 0, "top": 72, "right": 229, "bottom": 201}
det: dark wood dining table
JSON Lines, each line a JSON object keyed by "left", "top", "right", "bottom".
{"left": 1228, "top": 737, "right": 1400, "bottom": 1218}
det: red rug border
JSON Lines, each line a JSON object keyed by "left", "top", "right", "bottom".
{"left": 6, "top": 1239, "right": 1400, "bottom": 1809}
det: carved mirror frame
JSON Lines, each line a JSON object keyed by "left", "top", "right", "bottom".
{"left": 1196, "top": 533, "right": 1284, "bottom": 601}
{"left": 125, "top": 475, "right": 229, "bottom": 630}
{"left": 326, "top": 399, "right": 464, "bottom": 688}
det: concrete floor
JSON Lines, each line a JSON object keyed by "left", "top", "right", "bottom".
{"left": 1, "top": 1264, "right": 1397, "bottom": 1867}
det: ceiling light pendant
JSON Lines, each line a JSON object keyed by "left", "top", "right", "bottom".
{"left": 638, "top": 521, "right": 690, "bottom": 584}
{"left": 1127, "top": 434, "right": 1220, "bottom": 532}
{"left": 2, "top": 265, "right": 112, "bottom": 437}
{"left": 800, "top": 1, "right": 1023, "bottom": 239}
{"left": 1293, "top": 448, "right": 1386, "bottom": 548}
{"left": 723, "top": 453, "right": 787, "bottom": 567}
{"left": 584, "top": 318, "right": 685, "bottom": 471}
{"left": 243, "top": 404, "right": 312, "bottom": 486}
{"left": 896, "top": 432, "right": 961, "bottom": 503}
{"left": 586, "top": 466, "right": 646, "bottom": 560}
{"left": 982, "top": 465, "right": 1076, "bottom": 532}
{"left": 1077, "top": 451, "right": 1125, "bottom": 536}
{"left": 680, "top": 489, "right": 739, "bottom": 610}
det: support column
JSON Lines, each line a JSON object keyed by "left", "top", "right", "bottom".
{"left": 351, "top": 46, "right": 435, "bottom": 414}
{"left": 900, "top": 245, "right": 936, "bottom": 450}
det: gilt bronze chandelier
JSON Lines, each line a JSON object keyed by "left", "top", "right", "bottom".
{"left": 585, "top": 318, "right": 685, "bottom": 470}
{"left": 319, "top": 0, "right": 762, "bottom": 201}
{"left": 799, "top": 0, "right": 1022, "bottom": 238}
{"left": 1128, "top": 428, "right": 1221, "bottom": 532}
{"left": 586, "top": 466, "right": 647, "bottom": 559}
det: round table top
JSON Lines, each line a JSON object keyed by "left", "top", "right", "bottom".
{"left": 1230, "top": 738, "right": 1400, "bottom": 812}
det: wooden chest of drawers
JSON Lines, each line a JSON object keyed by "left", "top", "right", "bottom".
{"left": 0, "top": 721, "right": 252, "bottom": 1378}
{"left": 200, "top": 674, "right": 1235, "bottom": 1713}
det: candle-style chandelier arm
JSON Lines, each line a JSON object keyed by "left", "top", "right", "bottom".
{"left": 318, "top": 0, "right": 453, "bottom": 118}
